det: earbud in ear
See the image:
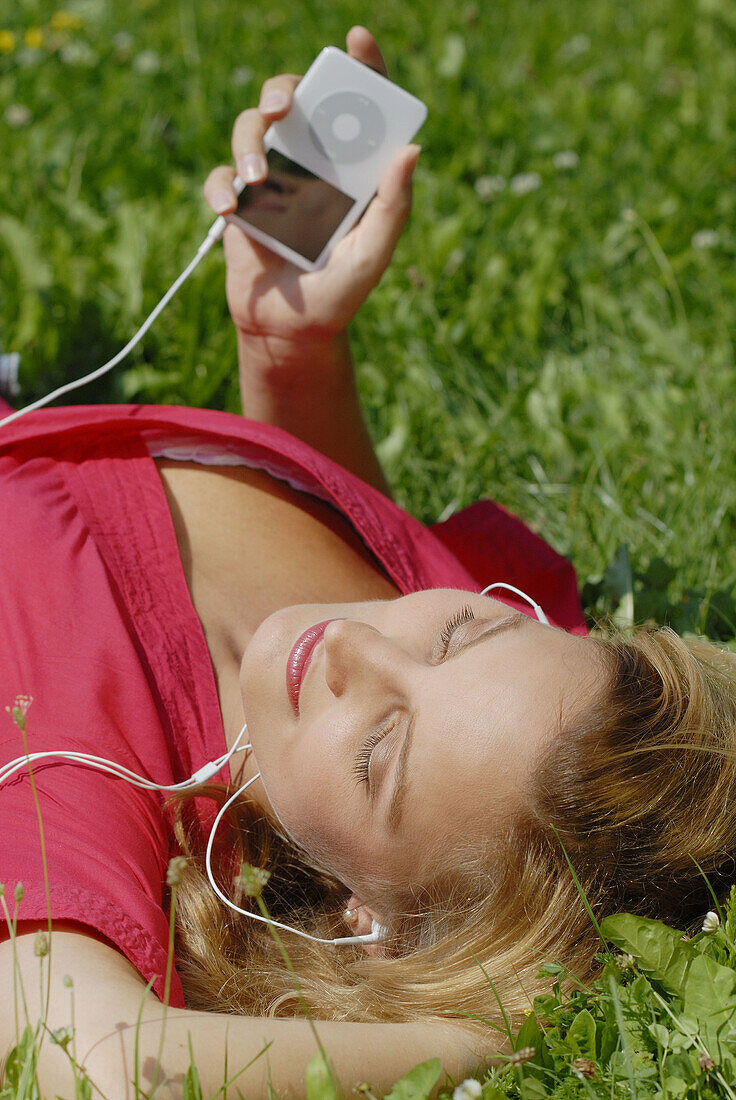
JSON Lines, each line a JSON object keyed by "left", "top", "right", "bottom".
{"left": 368, "top": 919, "right": 389, "bottom": 943}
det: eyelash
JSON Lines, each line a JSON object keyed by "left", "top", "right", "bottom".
{"left": 438, "top": 604, "right": 476, "bottom": 656}
{"left": 352, "top": 605, "right": 476, "bottom": 787}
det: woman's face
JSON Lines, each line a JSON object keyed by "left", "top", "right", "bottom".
{"left": 240, "top": 589, "right": 606, "bottom": 914}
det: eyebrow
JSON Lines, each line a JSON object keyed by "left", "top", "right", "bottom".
{"left": 386, "top": 611, "right": 529, "bottom": 832}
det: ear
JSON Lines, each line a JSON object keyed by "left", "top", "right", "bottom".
{"left": 344, "top": 893, "right": 387, "bottom": 957}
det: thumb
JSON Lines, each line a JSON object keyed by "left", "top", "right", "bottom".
{"left": 347, "top": 144, "right": 421, "bottom": 283}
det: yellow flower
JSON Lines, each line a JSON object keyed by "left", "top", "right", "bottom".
{"left": 51, "top": 11, "right": 84, "bottom": 31}
{"left": 25, "top": 27, "right": 43, "bottom": 49}
{"left": 0, "top": 30, "right": 16, "bottom": 53}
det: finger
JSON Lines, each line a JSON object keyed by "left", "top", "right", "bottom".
{"left": 344, "top": 145, "right": 421, "bottom": 284}
{"left": 231, "top": 75, "right": 300, "bottom": 184}
{"left": 345, "top": 25, "right": 388, "bottom": 77}
{"left": 203, "top": 165, "right": 239, "bottom": 214}
{"left": 257, "top": 73, "right": 301, "bottom": 119}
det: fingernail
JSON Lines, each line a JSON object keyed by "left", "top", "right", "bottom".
{"left": 239, "top": 153, "right": 267, "bottom": 183}
{"left": 212, "top": 189, "right": 235, "bottom": 213}
{"left": 260, "top": 89, "right": 288, "bottom": 113}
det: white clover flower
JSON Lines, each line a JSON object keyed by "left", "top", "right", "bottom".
{"left": 553, "top": 149, "right": 579, "bottom": 171}
{"left": 453, "top": 1079, "right": 483, "bottom": 1100}
{"left": 474, "top": 174, "right": 506, "bottom": 200}
{"left": 231, "top": 65, "right": 254, "bottom": 88}
{"left": 4, "top": 104, "right": 32, "bottom": 128}
{"left": 691, "top": 229, "right": 720, "bottom": 250}
{"left": 133, "top": 49, "right": 161, "bottom": 74}
{"left": 702, "top": 910, "right": 720, "bottom": 933}
{"left": 510, "top": 172, "right": 542, "bottom": 196}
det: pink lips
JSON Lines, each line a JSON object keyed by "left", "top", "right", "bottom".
{"left": 286, "top": 619, "right": 338, "bottom": 716}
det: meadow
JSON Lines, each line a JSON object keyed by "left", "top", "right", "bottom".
{"left": 2, "top": 0, "right": 736, "bottom": 1095}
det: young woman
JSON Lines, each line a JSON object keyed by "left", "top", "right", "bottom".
{"left": 2, "top": 25, "right": 735, "bottom": 1100}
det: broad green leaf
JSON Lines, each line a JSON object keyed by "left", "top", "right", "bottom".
{"left": 384, "top": 1058, "right": 442, "bottom": 1100}
{"left": 565, "top": 1009, "right": 597, "bottom": 1060}
{"left": 682, "top": 951, "right": 736, "bottom": 1019}
{"left": 515, "top": 1012, "right": 543, "bottom": 1052}
{"left": 662, "top": 1076, "right": 688, "bottom": 1098}
{"left": 648, "top": 1023, "right": 669, "bottom": 1048}
{"left": 305, "top": 1050, "right": 340, "bottom": 1100}
{"left": 601, "top": 913, "right": 695, "bottom": 996}
{"left": 519, "top": 1078, "right": 548, "bottom": 1100}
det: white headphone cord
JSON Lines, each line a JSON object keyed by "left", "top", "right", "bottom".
{"left": 0, "top": 200, "right": 239, "bottom": 430}
{"left": 0, "top": 724, "right": 248, "bottom": 791}
{"left": 0, "top": 720, "right": 385, "bottom": 947}
{"left": 204, "top": 777, "right": 386, "bottom": 947}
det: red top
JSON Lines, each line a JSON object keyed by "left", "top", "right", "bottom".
{"left": 0, "top": 402, "right": 585, "bottom": 1005}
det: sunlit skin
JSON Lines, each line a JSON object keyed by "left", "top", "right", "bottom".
{"left": 239, "top": 588, "right": 608, "bottom": 928}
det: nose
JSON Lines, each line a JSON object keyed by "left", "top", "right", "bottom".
{"left": 322, "top": 618, "right": 402, "bottom": 699}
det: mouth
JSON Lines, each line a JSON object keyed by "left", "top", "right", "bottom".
{"left": 286, "top": 619, "right": 338, "bottom": 717}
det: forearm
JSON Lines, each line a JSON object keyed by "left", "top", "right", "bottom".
{"left": 3, "top": 931, "right": 486, "bottom": 1100}
{"left": 94, "top": 1002, "right": 484, "bottom": 1100}
{"left": 237, "top": 329, "right": 392, "bottom": 498}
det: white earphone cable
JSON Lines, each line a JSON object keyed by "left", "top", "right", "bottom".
{"left": 0, "top": 209, "right": 233, "bottom": 430}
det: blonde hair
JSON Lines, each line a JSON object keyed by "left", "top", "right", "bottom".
{"left": 168, "top": 625, "right": 736, "bottom": 1032}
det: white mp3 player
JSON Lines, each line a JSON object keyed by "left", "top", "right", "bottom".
{"left": 227, "top": 46, "right": 428, "bottom": 271}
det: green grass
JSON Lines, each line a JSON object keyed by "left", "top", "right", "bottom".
{"left": 3, "top": 0, "right": 736, "bottom": 1095}
{"left": 2, "top": 0, "right": 735, "bottom": 634}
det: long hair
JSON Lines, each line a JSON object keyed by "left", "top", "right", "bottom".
{"left": 168, "top": 625, "right": 736, "bottom": 1031}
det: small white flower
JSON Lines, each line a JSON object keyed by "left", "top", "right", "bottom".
{"left": 474, "top": 174, "right": 506, "bottom": 200}
{"left": 453, "top": 1079, "right": 483, "bottom": 1100}
{"left": 133, "top": 49, "right": 161, "bottom": 74}
{"left": 702, "top": 910, "right": 720, "bottom": 933}
{"left": 691, "top": 229, "right": 720, "bottom": 250}
{"left": 238, "top": 863, "right": 271, "bottom": 897}
{"left": 166, "top": 856, "right": 188, "bottom": 887}
{"left": 621, "top": 207, "right": 637, "bottom": 223}
{"left": 4, "top": 104, "right": 32, "bottom": 128}
{"left": 231, "top": 65, "right": 254, "bottom": 88}
{"left": 553, "top": 149, "right": 579, "bottom": 171}
{"left": 510, "top": 171, "right": 542, "bottom": 196}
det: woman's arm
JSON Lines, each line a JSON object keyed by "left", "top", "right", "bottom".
{"left": 1, "top": 928, "right": 487, "bottom": 1100}
{"left": 203, "top": 26, "right": 420, "bottom": 497}
{"left": 237, "top": 329, "right": 393, "bottom": 496}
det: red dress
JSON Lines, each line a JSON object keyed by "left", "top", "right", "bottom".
{"left": 0, "top": 401, "right": 585, "bottom": 1005}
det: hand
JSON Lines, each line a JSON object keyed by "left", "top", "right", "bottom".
{"left": 203, "top": 26, "right": 421, "bottom": 347}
